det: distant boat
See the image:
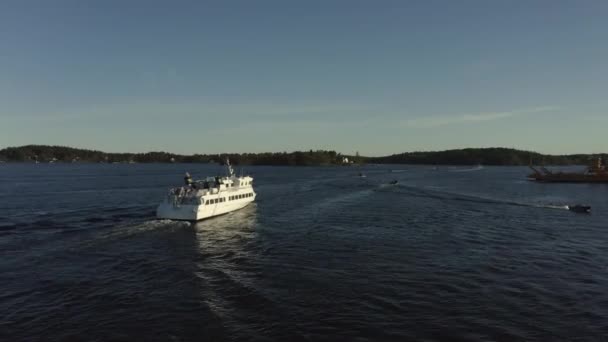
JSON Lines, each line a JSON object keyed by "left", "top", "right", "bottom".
{"left": 567, "top": 205, "right": 591, "bottom": 213}
{"left": 529, "top": 157, "right": 608, "bottom": 183}
{"left": 358, "top": 172, "right": 366, "bottom": 178}
{"left": 388, "top": 180, "right": 398, "bottom": 185}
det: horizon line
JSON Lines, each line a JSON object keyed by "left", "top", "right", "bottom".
{"left": 1, "top": 144, "right": 606, "bottom": 158}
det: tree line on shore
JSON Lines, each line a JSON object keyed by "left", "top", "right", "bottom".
{"left": 366, "top": 148, "right": 603, "bottom": 166}
{"left": 0, "top": 145, "right": 350, "bottom": 166}
{"left": 0, "top": 145, "right": 603, "bottom": 166}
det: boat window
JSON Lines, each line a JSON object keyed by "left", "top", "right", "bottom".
{"left": 205, "top": 200, "right": 210, "bottom": 205}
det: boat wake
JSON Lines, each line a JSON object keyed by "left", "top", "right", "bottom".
{"left": 274, "top": 188, "right": 375, "bottom": 223}
{"left": 379, "top": 183, "right": 571, "bottom": 211}
{"left": 449, "top": 165, "right": 484, "bottom": 172}
{"left": 538, "top": 205, "right": 570, "bottom": 210}
{"left": 74, "top": 219, "right": 190, "bottom": 250}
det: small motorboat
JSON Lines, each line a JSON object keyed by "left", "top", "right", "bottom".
{"left": 388, "top": 180, "right": 398, "bottom": 185}
{"left": 358, "top": 172, "right": 366, "bottom": 178}
{"left": 567, "top": 205, "right": 591, "bottom": 213}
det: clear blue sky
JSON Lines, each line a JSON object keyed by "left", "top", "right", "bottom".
{"left": 1, "top": 0, "right": 607, "bottom": 156}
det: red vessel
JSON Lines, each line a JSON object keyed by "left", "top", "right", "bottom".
{"left": 528, "top": 157, "right": 608, "bottom": 183}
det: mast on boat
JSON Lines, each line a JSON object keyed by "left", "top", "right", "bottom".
{"left": 226, "top": 158, "right": 235, "bottom": 177}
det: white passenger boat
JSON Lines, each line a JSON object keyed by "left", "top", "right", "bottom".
{"left": 156, "top": 159, "right": 256, "bottom": 221}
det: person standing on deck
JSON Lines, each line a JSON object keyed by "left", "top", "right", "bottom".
{"left": 184, "top": 172, "right": 194, "bottom": 187}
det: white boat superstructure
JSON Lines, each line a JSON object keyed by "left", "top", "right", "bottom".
{"left": 156, "top": 160, "right": 256, "bottom": 221}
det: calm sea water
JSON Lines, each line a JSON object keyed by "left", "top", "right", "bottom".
{"left": 1, "top": 163, "right": 608, "bottom": 341}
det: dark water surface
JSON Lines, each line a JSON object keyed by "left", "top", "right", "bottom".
{"left": 1, "top": 164, "right": 608, "bottom": 341}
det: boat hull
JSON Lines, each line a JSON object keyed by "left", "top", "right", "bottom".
{"left": 156, "top": 196, "right": 255, "bottom": 221}
{"left": 528, "top": 159, "right": 608, "bottom": 183}
{"left": 528, "top": 175, "right": 608, "bottom": 183}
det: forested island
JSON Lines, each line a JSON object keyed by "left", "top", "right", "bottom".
{"left": 366, "top": 148, "right": 604, "bottom": 166}
{"left": 0, "top": 145, "right": 351, "bottom": 166}
{"left": 0, "top": 145, "right": 604, "bottom": 166}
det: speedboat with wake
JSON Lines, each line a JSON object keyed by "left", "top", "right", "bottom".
{"left": 567, "top": 205, "right": 591, "bottom": 213}
{"left": 156, "top": 159, "right": 256, "bottom": 221}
